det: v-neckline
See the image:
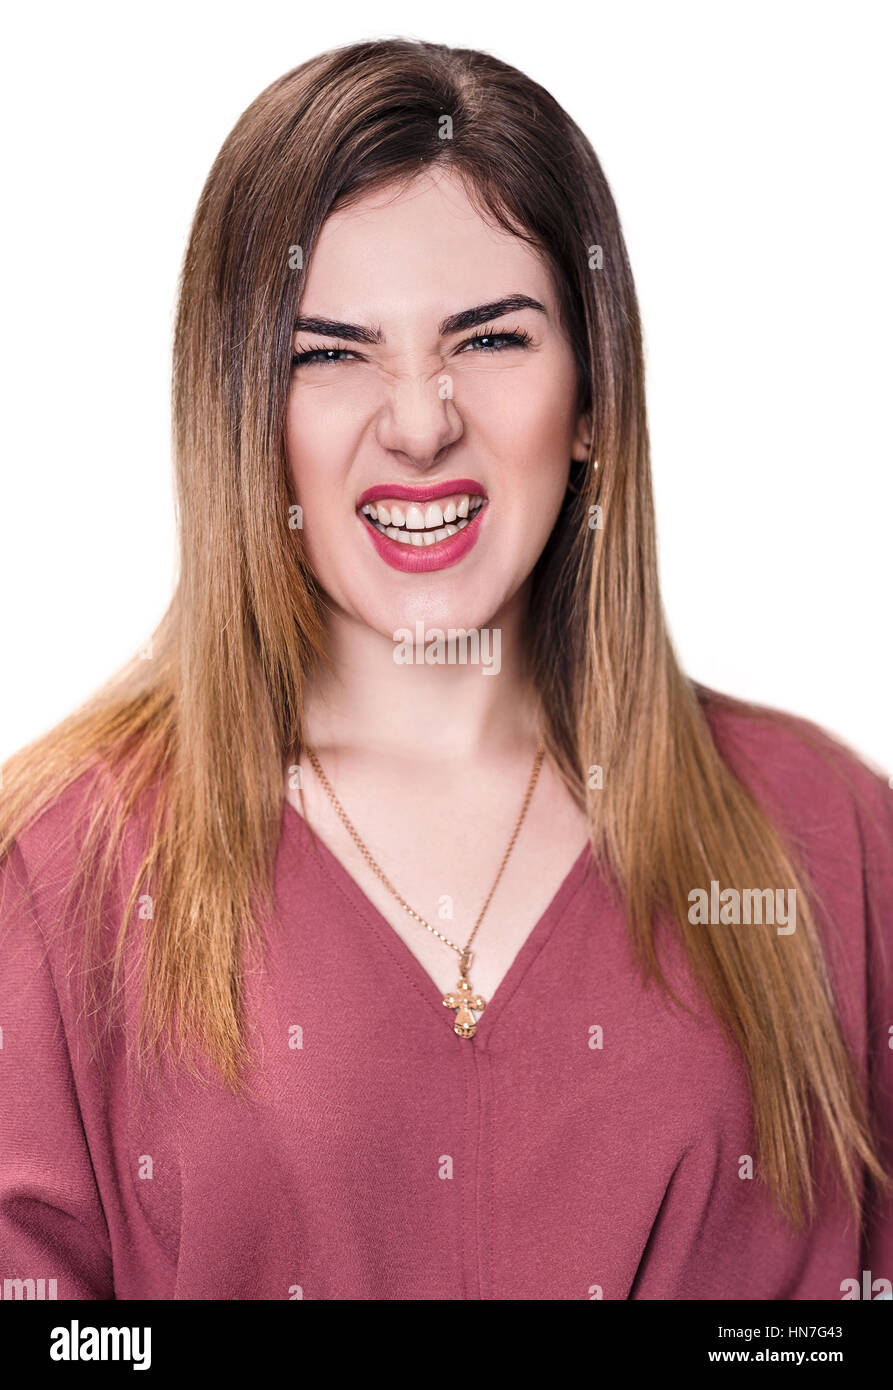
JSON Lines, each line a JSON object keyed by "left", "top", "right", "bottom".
{"left": 279, "top": 795, "right": 592, "bottom": 1045}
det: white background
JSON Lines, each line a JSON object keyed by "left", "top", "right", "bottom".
{"left": 2, "top": 0, "right": 890, "bottom": 772}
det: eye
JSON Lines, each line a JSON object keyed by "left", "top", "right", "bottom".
{"left": 457, "top": 325, "right": 533, "bottom": 354}
{"left": 291, "top": 345, "right": 361, "bottom": 368}
{"left": 290, "top": 324, "right": 534, "bottom": 369}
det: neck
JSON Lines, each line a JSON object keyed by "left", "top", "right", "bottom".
{"left": 301, "top": 584, "right": 541, "bottom": 761}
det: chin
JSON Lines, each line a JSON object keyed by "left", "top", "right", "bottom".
{"left": 363, "top": 593, "right": 504, "bottom": 637}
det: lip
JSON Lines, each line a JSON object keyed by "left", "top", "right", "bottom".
{"left": 359, "top": 500, "right": 487, "bottom": 573}
{"left": 356, "top": 477, "right": 487, "bottom": 507}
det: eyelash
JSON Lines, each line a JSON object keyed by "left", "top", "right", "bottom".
{"left": 290, "top": 324, "right": 533, "bottom": 368}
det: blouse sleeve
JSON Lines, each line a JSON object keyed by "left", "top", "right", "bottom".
{"left": 0, "top": 838, "right": 114, "bottom": 1300}
{"left": 857, "top": 762, "right": 893, "bottom": 1290}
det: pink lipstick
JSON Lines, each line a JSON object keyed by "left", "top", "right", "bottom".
{"left": 357, "top": 478, "right": 486, "bottom": 507}
{"left": 356, "top": 478, "right": 488, "bottom": 574}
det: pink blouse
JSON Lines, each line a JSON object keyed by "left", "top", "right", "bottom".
{"left": 1, "top": 701, "right": 891, "bottom": 1299}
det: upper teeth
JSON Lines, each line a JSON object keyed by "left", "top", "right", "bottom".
{"left": 360, "top": 492, "right": 485, "bottom": 544}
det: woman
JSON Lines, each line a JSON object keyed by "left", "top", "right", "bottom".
{"left": 1, "top": 37, "right": 891, "bottom": 1301}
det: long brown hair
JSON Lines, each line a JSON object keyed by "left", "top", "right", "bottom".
{"left": 0, "top": 37, "right": 888, "bottom": 1228}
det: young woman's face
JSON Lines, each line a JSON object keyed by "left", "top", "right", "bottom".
{"left": 285, "top": 167, "right": 590, "bottom": 637}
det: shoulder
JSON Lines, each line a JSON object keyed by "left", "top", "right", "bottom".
{"left": 1, "top": 760, "right": 156, "bottom": 964}
{"left": 2, "top": 760, "right": 128, "bottom": 898}
{"left": 697, "top": 683, "right": 893, "bottom": 881}
{"left": 697, "top": 685, "right": 893, "bottom": 1046}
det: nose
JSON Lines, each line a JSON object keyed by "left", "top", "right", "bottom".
{"left": 373, "top": 370, "right": 464, "bottom": 471}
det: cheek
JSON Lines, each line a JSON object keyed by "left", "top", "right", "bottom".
{"left": 506, "top": 467, "right": 569, "bottom": 555}
{"left": 285, "top": 391, "right": 331, "bottom": 490}
{"left": 495, "top": 383, "right": 576, "bottom": 525}
{"left": 513, "top": 376, "right": 577, "bottom": 451}
{"left": 284, "top": 397, "right": 350, "bottom": 587}
{"left": 286, "top": 375, "right": 378, "bottom": 461}
{"left": 284, "top": 391, "right": 359, "bottom": 524}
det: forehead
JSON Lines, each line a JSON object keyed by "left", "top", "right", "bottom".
{"left": 300, "top": 167, "right": 553, "bottom": 322}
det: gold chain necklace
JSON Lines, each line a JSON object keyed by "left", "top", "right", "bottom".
{"left": 303, "top": 743, "right": 546, "bottom": 1039}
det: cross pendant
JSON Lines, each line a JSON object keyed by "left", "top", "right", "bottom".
{"left": 443, "top": 954, "right": 487, "bottom": 1039}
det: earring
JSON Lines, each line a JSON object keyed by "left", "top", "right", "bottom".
{"left": 566, "top": 445, "right": 599, "bottom": 496}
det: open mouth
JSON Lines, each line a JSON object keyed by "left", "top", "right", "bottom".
{"left": 360, "top": 490, "right": 486, "bottom": 546}
{"left": 356, "top": 479, "right": 489, "bottom": 573}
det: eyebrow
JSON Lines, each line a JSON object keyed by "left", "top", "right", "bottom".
{"left": 292, "top": 293, "right": 548, "bottom": 345}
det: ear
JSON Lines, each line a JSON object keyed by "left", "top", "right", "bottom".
{"left": 571, "top": 408, "right": 593, "bottom": 464}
